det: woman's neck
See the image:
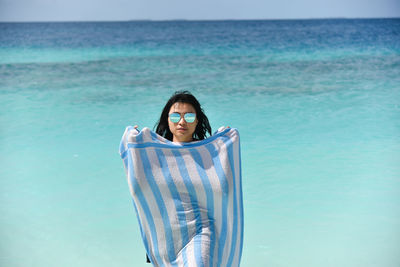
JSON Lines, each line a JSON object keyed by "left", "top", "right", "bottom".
{"left": 173, "top": 136, "right": 193, "bottom": 143}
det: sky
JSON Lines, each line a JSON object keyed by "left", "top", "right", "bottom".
{"left": 0, "top": 0, "right": 399, "bottom": 22}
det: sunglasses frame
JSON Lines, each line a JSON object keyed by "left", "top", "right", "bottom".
{"left": 169, "top": 112, "right": 196, "bottom": 123}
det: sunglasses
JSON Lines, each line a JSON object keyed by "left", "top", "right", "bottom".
{"left": 169, "top": 112, "right": 196, "bottom": 123}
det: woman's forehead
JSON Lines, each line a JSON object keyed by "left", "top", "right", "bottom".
{"left": 170, "top": 102, "right": 196, "bottom": 113}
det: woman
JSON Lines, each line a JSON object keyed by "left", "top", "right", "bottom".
{"left": 135, "top": 91, "right": 211, "bottom": 143}
{"left": 154, "top": 90, "right": 212, "bottom": 143}
{"left": 121, "top": 91, "right": 243, "bottom": 267}
{"left": 140, "top": 90, "right": 212, "bottom": 263}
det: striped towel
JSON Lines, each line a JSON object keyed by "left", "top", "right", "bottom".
{"left": 119, "top": 126, "right": 244, "bottom": 267}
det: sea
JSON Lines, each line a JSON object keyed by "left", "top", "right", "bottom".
{"left": 1, "top": 19, "right": 399, "bottom": 267}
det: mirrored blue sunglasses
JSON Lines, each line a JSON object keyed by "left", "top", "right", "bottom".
{"left": 169, "top": 112, "right": 196, "bottom": 123}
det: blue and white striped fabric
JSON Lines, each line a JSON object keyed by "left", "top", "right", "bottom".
{"left": 119, "top": 126, "right": 244, "bottom": 267}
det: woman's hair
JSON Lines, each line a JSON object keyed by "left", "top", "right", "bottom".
{"left": 155, "top": 91, "right": 212, "bottom": 141}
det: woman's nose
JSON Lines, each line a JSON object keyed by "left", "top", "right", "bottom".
{"left": 178, "top": 117, "right": 187, "bottom": 124}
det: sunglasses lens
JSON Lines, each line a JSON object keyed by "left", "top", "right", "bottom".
{"left": 169, "top": 113, "right": 181, "bottom": 123}
{"left": 184, "top": 113, "right": 196, "bottom": 123}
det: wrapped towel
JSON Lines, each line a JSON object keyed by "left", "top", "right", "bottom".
{"left": 119, "top": 126, "right": 244, "bottom": 267}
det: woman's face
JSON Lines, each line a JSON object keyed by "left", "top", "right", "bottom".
{"left": 168, "top": 102, "right": 198, "bottom": 142}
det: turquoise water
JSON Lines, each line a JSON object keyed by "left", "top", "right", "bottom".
{"left": 1, "top": 19, "right": 400, "bottom": 266}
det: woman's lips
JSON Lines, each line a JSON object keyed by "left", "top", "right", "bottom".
{"left": 177, "top": 128, "right": 187, "bottom": 132}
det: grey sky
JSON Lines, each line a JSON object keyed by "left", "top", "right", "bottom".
{"left": 0, "top": 0, "right": 399, "bottom": 22}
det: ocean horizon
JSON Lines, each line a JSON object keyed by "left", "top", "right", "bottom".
{"left": 1, "top": 16, "right": 399, "bottom": 22}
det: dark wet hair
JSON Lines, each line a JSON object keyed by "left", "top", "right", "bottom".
{"left": 155, "top": 91, "right": 212, "bottom": 141}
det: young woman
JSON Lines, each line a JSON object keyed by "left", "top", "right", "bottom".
{"left": 124, "top": 91, "right": 243, "bottom": 266}
{"left": 155, "top": 91, "right": 212, "bottom": 142}
{"left": 137, "top": 90, "right": 212, "bottom": 263}
{"left": 135, "top": 90, "right": 212, "bottom": 143}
